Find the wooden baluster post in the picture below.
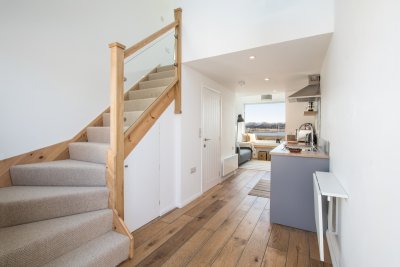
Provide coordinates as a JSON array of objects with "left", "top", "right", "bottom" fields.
[
  {"left": 108, "top": 42, "right": 126, "bottom": 219},
  {"left": 174, "top": 8, "right": 182, "bottom": 114}
]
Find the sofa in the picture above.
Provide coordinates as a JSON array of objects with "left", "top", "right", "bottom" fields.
[
  {"left": 239, "top": 133, "right": 280, "bottom": 159},
  {"left": 237, "top": 146, "right": 252, "bottom": 165}
]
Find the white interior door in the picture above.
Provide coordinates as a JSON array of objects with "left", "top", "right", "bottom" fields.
[
  {"left": 124, "top": 123, "right": 160, "bottom": 231},
  {"left": 202, "top": 86, "right": 221, "bottom": 192}
]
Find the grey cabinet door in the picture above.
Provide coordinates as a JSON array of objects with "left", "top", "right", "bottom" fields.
[{"left": 270, "top": 155, "right": 329, "bottom": 232}]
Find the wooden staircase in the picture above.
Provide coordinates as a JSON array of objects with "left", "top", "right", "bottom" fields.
[{"left": 0, "top": 8, "right": 182, "bottom": 266}]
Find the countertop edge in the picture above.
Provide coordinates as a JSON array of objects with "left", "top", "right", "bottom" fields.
[{"left": 270, "top": 143, "right": 329, "bottom": 159}]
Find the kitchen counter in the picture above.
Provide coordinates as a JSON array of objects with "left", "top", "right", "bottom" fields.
[
  {"left": 270, "top": 143, "right": 329, "bottom": 159},
  {"left": 270, "top": 142, "right": 329, "bottom": 232}
]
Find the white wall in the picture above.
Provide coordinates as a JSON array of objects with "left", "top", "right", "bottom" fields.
[
  {"left": 285, "top": 99, "right": 316, "bottom": 135},
  {"left": 159, "top": 104, "right": 178, "bottom": 214},
  {"left": 235, "top": 94, "right": 286, "bottom": 116},
  {"left": 177, "top": 64, "right": 235, "bottom": 206},
  {"left": 178, "top": 0, "right": 334, "bottom": 62},
  {"left": 124, "top": 103, "right": 177, "bottom": 231},
  {"left": 320, "top": 1, "right": 400, "bottom": 266},
  {"left": 0, "top": 0, "right": 177, "bottom": 159}
]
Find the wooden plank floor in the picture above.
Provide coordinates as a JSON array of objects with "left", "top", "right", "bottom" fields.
[{"left": 120, "top": 168, "right": 332, "bottom": 267}]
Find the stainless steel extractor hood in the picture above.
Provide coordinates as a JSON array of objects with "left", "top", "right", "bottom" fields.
[{"left": 288, "top": 74, "right": 320, "bottom": 102}]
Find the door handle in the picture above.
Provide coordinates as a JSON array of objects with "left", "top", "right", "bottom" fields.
[{"left": 204, "top": 138, "right": 212, "bottom": 141}]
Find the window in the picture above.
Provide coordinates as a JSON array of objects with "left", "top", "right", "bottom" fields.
[{"left": 244, "top": 102, "right": 286, "bottom": 138}]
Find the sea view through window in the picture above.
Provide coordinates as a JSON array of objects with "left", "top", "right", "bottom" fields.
[{"left": 244, "top": 102, "right": 286, "bottom": 138}]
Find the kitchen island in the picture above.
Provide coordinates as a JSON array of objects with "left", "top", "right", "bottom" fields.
[{"left": 270, "top": 143, "right": 329, "bottom": 232}]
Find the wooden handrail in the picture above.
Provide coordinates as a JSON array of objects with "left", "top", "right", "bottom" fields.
[
  {"left": 124, "top": 21, "right": 179, "bottom": 59},
  {"left": 174, "top": 8, "right": 182, "bottom": 114}
]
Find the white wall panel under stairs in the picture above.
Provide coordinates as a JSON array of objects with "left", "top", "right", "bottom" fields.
[{"left": 124, "top": 103, "right": 177, "bottom": 232}]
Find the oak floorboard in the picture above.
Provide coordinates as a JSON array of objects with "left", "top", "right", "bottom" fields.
[
  {"left": 308, "top": 232, "right": 332, "bottom": 264},
  {"left": 161, "top": 228, "right": 214, "bottom": 267},
  {"left": 161, "top": 184, "right": 223, "bottom": 223},
  {"left": 202, "top": 186, "right": 253, "bottom": 232},
  {"left": 267, "top": 224, "right": 290, "bottom": 252},
  {"left": 160, "top": 169, "right": 248, "bottom": 224},
  {"left": 121, "top": 168, "right": 330, "bottom": 267},
  {"left": 286, "top": 228, "right": 310, "bottom": 267},
  {"left": 182, "top": 168, "right": 254, "bottom": 219},
  {"left": 133, "top": 218, "right": 169, "bottom": 248},
  {"left": 184, "top": 188, "right": 227, "bottom": 217},
  {"left": 135, "top": 200, "right": 226, "bottom": 267},
  {"left": 211, "top": 197, "right": 269, "bottom": 267},
  {"left": 243, "top": 171, "right": 266, "bottom": 189},
  {"left": 186, "top": 195, "right": 257, "bottom": 267},
  {"left": 261, "top": 247, "right": 287, "bottom": 267},
  {"left": 203, "top": 173, "right": 262, "bottom": 232},
  {"left": 121, "top": 215, "right": 193, "bottom": 266},
  {"left": 236, "top": 207, "right": 272, "bottom": 267},
  {"left": 310, "top": 259, "right": 333, "bottom": 267},
  {"left": 310, "top": 259, "right": 324, "bottom": 267},
  {"left": 308, "top": 231, "right": 321, "bottom": 261}
]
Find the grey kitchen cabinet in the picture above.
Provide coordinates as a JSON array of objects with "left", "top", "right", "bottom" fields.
[{"left": 270, "top": 153, "right": 329, "bottom": 232}]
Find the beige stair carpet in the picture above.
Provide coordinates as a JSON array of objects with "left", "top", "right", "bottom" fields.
[
  {"left": 10, "top": 159, "right": 106, "bottom": 187},
  {"left": 0, "top": 186, "right": 108, "bottom": 227},
  {"left": 0, "top": 64, "right": 176, "bottom": 266},
  {"left": 0, "top": 210, "right": 113, "bottom": 267},
  {"left": 43, "top": 231, "right": 130, "bottom": 267},
  {"left": 103, "top": 111, "right": 143, "bottom": 127}
]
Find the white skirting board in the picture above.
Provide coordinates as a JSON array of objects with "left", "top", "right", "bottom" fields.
[
  {"left": 177, "top": 191, "right": 202, "bottom": 208},
  {"left": 160, "top": 205, "right": 177, "bottom": 216},
  {"left": 222, "top": 170, "right": 235, "bottom": 180},
  {"left": 222, "top": 154, "right": 238, "bottom": 176}
]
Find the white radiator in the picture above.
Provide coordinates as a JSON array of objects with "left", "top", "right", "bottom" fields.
[
  {"left": 222, "top": 154, "right": 238, "bottom": 176},
  {"left": 313, "top": 171, "right": 349, "bottom": 267}
]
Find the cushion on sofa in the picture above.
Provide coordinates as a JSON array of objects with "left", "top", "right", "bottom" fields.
[{"left": 248, "top": 133, "right": 257, "bottom": 142}]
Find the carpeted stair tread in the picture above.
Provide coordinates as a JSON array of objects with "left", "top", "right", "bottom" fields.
[
  {"left": 10, "top": 159, "right": 106, "bottom": 187},
  {"left": 0, "top": 209, "right": 112, "bottom": 267},
  {"left": 157, "top": 65, "right": 175, "bottom": 72},
  {"left": 128, "top": 86, "right": 166, "bottom": 100},
  {"left": 69, "top": 142, "right": 109, "bottom": 164},
  {"left": 124, "top": 98, "right": 156, "bottom": 112},
  {"left": 87, "top": 127, "right": 111, "bottom": 144},
  {"left": 43, "top": 231, "right": 130, "bottom": 267},
  {"left": 87, "top": 126, "right": 128, "bottom": 143},
  {"left": 148, "top": 69, "right": 175, "bottom": 80},
  {"left": 0, "top": 186, "right": 108, "bottom": 227},
  {"left": 103, "top": 111, "right": 143, "bottom": 127},
  {"left": 139, "top": 77, "right": 174, "bottom": 90}
]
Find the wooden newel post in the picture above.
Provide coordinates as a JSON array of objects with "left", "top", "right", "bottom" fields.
[
  {"left": 174, "top": 8, "right": 182, "bottom": 114},
  {"left": 108, "top": 42, "right": 126, "bottom": 219}
]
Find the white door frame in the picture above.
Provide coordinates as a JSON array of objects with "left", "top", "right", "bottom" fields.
[{"left": 200, "top": 85, "right": 222, "bottom": 194}]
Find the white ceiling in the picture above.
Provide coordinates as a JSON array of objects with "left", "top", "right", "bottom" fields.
[{"left": 184, "top": 33, "right": 332, "bottom": 96}]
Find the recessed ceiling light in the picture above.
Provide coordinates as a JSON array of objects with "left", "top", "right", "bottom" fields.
[
  {"left": 264, "top": 78, "right": 270, "bottom": 81},
  {"left": 249, "top": 56, "right": 255, "bottom": 60}
]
